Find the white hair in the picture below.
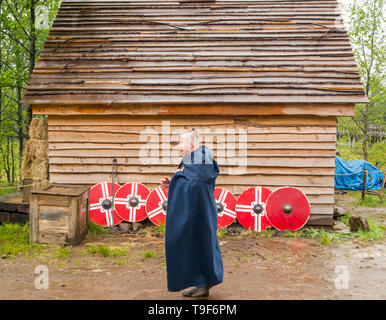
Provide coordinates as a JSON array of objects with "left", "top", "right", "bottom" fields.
[{"left": 180, "top": 128, "right": 201, "bottom": 147}]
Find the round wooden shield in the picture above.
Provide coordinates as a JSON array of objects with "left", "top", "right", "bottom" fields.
[
  {"left": 114, "top": 183, "right": 150, "bottom": 222},
  {"left": 235, "top": 187, "right": 272, "bottom": 232},
  {"left": 145, "top": 186, "right": 168, "bottom": 226},
  {"left": 89, "top": 182, "right": 122, "bottom": 227},
  {"left": 214, "top": 188, "right": 237, "bottom": 228},
  {"left": 265, "top": 187, "right": 311, "bottom": 231}
]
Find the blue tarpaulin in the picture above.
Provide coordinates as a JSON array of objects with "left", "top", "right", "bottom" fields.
[{"left": 335, "top": 156, "right": 384, "bottom": 190}]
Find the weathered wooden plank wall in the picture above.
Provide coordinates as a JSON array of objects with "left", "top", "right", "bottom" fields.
[{"left": 48, "top": 114, "right": 337, "bottom": 226}]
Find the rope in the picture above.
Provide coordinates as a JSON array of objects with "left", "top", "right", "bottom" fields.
[
  {"left": 335, "top": 170, "right": 383, "bottom": 176},
  {"left": 110, "top": 159, "right": 118, "bottom": 233},
  {"left": 0, "top": 180, "right": 49, "bottom": 190}
]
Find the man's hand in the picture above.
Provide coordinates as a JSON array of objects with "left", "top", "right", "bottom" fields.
[{"left": 160, "top": 176, "right": 170, "bottom": 189}]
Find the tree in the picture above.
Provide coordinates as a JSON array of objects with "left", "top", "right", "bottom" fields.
[
  {"left": 338, "top": 0, "right": 386, "bottom": 197},
  {"left": 338, "top": 0, "right": 386, "bottom": 159},
  {"left": 0, "top": 0, "right": 62, "bottom": 183}
]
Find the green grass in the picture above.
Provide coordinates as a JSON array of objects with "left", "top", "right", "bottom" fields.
[
  {"left": 0, "top": 183, "right": 18, "bottom": 197},
  {"left": 353, "top": 194, "right": 385, "bottom": 208},
  {"left": 284, "top": 227, "right": 354, "bottom": 245},
  {"left": 217, "top": 228, "right": 228, "bottom": 238},
  {"left": 87, "top": 221, "right": 110, "bottom": 236},
  {"left": 141, "top": 249, "right": 157, "bottom": 258},
  {"left": 283, "top": 214, "right": 384, "bottom": 245},
  {"left": 54, "top": 247, "right": 70, "bottom": 259},
  {"left": 338, "top": 213, "right": 384, "bottom": 242},
  {"left": 87, "top": 244, "right": 127, "bottom": 257},
  {"left": 258, "top": 229, "right": 274, "bottom": 238},
  {"left": 157, "top": 224, "right": 166, "bottom": 236},
  {"left": 0, "top": 223, "right": 45, "bottom": 256}
]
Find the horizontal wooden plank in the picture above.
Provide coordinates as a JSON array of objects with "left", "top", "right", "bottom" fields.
[
  {"left": 50, "top": 172, "right": 335, "bottom": 186},
  {"left": 48, "top": 124, "right": 337, "bottom": 134},
  {"left": 39, "top": 205, "right": 68, "bottom": 216},
  {"left": 39, "top": 219, "right": 69, "bottom": 233},
  {"left": 48, "top": 130, "right": 336, "bottom": 143},
  {"left": 306, "top": 214, "right": 333, "bottom": 226},
  {"left": 37, "top": 195, "right": 70, "bottom": 206},
  {"left": 49, "top": 164, "right": 335, "bottom": 175},
  {"left": 49, "top": 145, "right": 335, "bottom": 157},
  {"left": 48, "top": 114, "right": 337, "bottom": 126},
  {"left": 70, "top": 182, "right": 335, "bottom": 196},
  {"left": 48, "top": 154, "right": 334, "bottom": 167},
  {"left": 24, "top": 94, "right": 368, "bottom": 105},
  {"left": 34, "top": 104, "right": 354, "bottom": 116}
]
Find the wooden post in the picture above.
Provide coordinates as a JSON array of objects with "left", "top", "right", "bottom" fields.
[
  {"left": 361, "top": 168, "right": 367, "bottom": 200},
  {"left": 380, "top": 173, "right": 385, "bottom": 198}
]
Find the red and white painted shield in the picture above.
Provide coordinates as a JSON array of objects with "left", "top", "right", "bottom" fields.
[
  {"left": 146, "top": 186, "right": 168, "bottom": 226},
  {"left": 214, "top": 188, "right": 236, "bottom": 228},
  {"left": 235, "top": 187, "right": 272, "bottom": 232},
  {"left": 89, "top": 182, "right": 122, "bottom": 227},
  {"left": 265, "top": 187, "right": 310, "bottom": 231},
  {"left": 114, "top": 183, "right": 150, "bottom": 222}
]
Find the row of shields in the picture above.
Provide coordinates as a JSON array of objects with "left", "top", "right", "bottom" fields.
[{"left": 89, "top": 182, "right": 311, "bottom": 232}]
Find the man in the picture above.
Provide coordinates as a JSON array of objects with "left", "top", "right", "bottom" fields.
[{"left": 160, "top": 129, "right": 224, "bottom": 298}]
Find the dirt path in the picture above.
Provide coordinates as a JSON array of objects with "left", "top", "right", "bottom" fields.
[
  {"left": 0, "top": 231, "right": 384, "bottom": 300},
  {"left": 0, "top": 192, "right": 384, "bottom": 300}
]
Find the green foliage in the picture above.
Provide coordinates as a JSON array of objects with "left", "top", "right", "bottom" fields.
[
  {"left": 0, "top": 0, "right": 62, "bottom": 182},
  {"left": 0, "top": 223, "right": 45, "bottom": 255},
  {"left": 337, "top": 0, "right": 386, "bottom": 163},
  {"left": 54, "top": 246, "right": 69, "bottom": 259},
  {"left": 217, "top": 228, "right": 228, "bottom": 239},
  {"left": 284, "top": 227, "right": 354, "bottom": 244},
  {"left": 0, "top": 183, "right": 18, "bottom": 196},
  {"left": 157, "top": 223, "right": 165, "bottom": 236},
  {"left": 141, "top": 250, "right": 157, "bottom": 258},
  {"left": 354, "top": 194, "right": 385, "bottom": 207},
  {"left": 87, "top": 244, "right": 127, "bottom": 257},
  {"left": 336, "top": 139, "right": 386, "bottom": 170},
  {"left": 284, "top": 218, "right": 384, "bottom": 244},
  {"left": 258, "top": 229, "right": 274, "bottom": 238},
  {"left": 87, "top": 221, "right": 110, "bottom": 236}
]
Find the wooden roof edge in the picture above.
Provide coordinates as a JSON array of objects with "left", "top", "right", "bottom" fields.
[
  {"left": 29, "top": 101, "right": 360, "bottom": 108},
  {"left": 29, "top": 101, "right": 363, "bottom": 117},
  {"left": 21, "top": 95, "right": 369, "bottom": 106}
]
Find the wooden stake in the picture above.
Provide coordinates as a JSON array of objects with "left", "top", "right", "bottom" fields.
[{"left": 361, "top": 168, "right": 367, "bottom": 200}]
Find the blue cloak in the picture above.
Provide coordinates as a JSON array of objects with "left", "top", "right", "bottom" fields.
[{"left": 165, "top": 145, "right": 224, "bottom": 292}]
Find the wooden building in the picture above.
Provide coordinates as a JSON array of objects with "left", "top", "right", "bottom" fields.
[{"left": 21, "top": 0, "right": 368, "bottom": 226}]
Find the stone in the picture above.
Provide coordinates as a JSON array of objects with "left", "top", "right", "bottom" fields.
[
  {"left": 118, "top": 222, "right": 130, "bottom": 233},
  {"left": 349, "top": 215, "right": 370, "bottom": 232},
  {"left": 272, "top": 229, "right": 292, "bottom": 237},
  {"left": 132, "top": 222, "right": 143, "bottom": 232},
  {"left": 333, "top": 206, "right": 346, "bottom": 219},
  {"left": 358, "top": 216, "right": 370, "bottom": 232},
  {"left": 227, "top": 226, "right": 244, "bottom": 236}
]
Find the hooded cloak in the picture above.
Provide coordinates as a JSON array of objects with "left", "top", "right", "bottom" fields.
[{"left": 165, "top": 145, "right": 224, "bottom": 292}]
